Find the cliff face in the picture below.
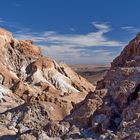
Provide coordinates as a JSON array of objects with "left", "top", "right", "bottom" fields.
[
  {"left": 67, "top": 33, "right": 140, "bottom": 139},
  {"left": 0, "top": 28, "right": 140, "bottom": 140},
  {"left": 112, "top": 33, "right": 140, "bottom": 67}
]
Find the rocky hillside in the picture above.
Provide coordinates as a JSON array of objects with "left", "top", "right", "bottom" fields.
[
  {"left": 0, "top": 28, "right": 140, "bottom": 140},
  {"left": 66, "top": 33, "right": 140, "bottom": 139},
  {"left": 0, "top": 28, "right": 95, "bottom": 139}
]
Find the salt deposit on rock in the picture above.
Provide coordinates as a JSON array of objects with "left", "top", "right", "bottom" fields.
[{"left": 0, "top": 28, "right": 95, "bottom": 139}]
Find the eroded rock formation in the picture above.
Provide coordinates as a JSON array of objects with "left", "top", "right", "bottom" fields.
[
  {"left": 0, "top": 28, "right": 140, "bottom": 140},
  {"left": 0, "top": 28, "right": 95, "bottom": 139},
  {"left": 66, "top": 33, "right": 140, "bottom": 139}
]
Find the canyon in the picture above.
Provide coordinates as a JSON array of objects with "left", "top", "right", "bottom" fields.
[{"left": 0, "top": 28, "right": 140, "bottom": 140}]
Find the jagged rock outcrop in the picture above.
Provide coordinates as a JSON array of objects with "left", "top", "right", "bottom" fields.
[
  {"left": 0, "top": 27, "right": 140, "bottom": 140},
  {"left": 60, "top": 62, "right": 95, "bottom": 92},
  {"left": 66, "top": 33, "right": 140, "bottom": 139},
  {"left": 112, "top": 33, "right": 140, "bottom": 67},
  {"left": 0, "top": 28, "right": 95, "bottom": 139}
]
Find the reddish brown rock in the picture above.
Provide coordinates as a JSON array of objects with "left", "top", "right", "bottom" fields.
[
  {"left": 0, "top": 28, "right": 95, "bottom": 139},
  {"left": 112, "top": 33, "right": 140, "bottom": 67},
  {"left": 65, "top": 33, "right": 140, "bottom": 139},
  {"left": 1, "top": 28, "right": 140, "bottom": 139},
  {"left": 60, "top": 61, "right": 95, "bottom": 93}
]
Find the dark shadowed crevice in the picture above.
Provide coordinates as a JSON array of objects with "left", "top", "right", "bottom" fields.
[
  {"left": 127, "top": 83, "right": 140, "bottom": 105},
  {"left": 109, "top": 113, "right": 121, "bottom": 131},
  {"left": 25, "top": 63, "right": 33, "bottom": 75}
]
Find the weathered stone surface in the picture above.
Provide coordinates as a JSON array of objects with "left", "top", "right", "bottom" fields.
[
  {"left": 0, "top": 27, "right": 140, "bottom": 139},
  {"left": 65, "top": 33, "right": 140, "bottom": 139},
  {"left": 0, "top": 28, "right": 95, "bottom": 139}
]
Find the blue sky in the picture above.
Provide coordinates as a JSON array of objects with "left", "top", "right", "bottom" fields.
[{"left": 0, "top": 0, "right": 140, "bottom": 64}]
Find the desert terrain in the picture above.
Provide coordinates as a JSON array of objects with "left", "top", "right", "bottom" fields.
[
  {"left": 0, "top": 28, "right": 140, "bottom": 140},
  {"left": 70, "top": 64, "right": 110, "bottom": 85}
]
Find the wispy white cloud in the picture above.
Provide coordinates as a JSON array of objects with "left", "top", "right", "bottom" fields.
[
  {"left": 0, "top": 18, "right": 23, "bottom": 29},
  {"left": 70, "top": 28, "right": 75, "bottom": 32},
  {"left": 121, "top": 26, "right": 140, "bottom": 33},
  {"left": 0, "top": 18, "right": 5, "bottom": 25},
  {"left": 41, "top": 45, "right": 116, "bottom": 64},
  {"left": 13, "top": 22, "right": 123, "bottom": 64},
  {"left": 14, "top": 22, "right": 123, "bottom": 47},
  {"left": 91, "top": 22, "right": 111, "bottom": 31}
]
